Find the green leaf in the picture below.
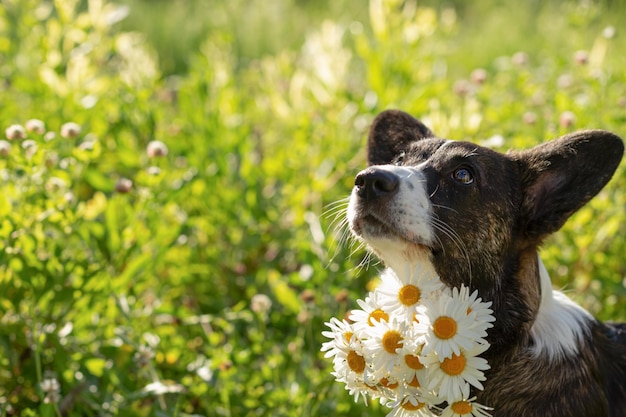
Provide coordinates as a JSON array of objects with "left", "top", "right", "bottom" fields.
[
  {"left": 84, "top": 168, "right": 115, "bottom": 192},
  {"left": 267, "top": 269, "right": 301, "bottom": 314},
  {"left": 84, "top": 357, "right": 107, "bottom": 378}
]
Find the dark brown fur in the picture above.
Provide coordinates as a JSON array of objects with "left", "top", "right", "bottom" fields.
[{"left": 483, "top": 322, "right": 626, "bottom": 417}]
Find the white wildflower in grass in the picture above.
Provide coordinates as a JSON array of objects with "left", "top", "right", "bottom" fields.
[
  {"left": 441, "top": 397, "right": 493, "bottom": 417},
  {"left": 134, "top": 344, "right": 155, "bottom": 368},
  {"left": 250, "top": 293, "right": 272, "bottom": 314},
  {"left": 147, "top": 166, "right": 162, "bottom": 176},
  {"left": 60, "top": 122, "right": 82, "bottom": 138},
  {"left": 423, "top": 343, "right": 490, "bottom": 402},
  {"left": 115, "top": 177, "right": 133, "bottom": 193},
  {"left": 377, "top": 265, "right": 444, "bottom": 323},
  {"left": 5, "top": 124, "right": 26, "bottom": 140},
  {"left": 147, "top": 140, "right": 169, "bottom": 157},
  {"left": 419, "top": 289, "right": 488, "bottom": 361},
  {"left": 40, "top": 375, "right": 61, "bottom": 404},
  {"left": 322, "top": 271, "right": 496, "bottom": 413},
  {"left": 22, "top": 139, "right": 38, "bottom": 159},
  {"left": 25, "top": 119, "right": 46, "bottom": 134},
  {"left": 0, "top": 140, "right": 10, "bottom": 156}
]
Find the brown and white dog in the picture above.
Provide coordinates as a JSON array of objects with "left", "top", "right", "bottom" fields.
[{"left": 347, "top": 109, "right": 626, "bottom": 417}]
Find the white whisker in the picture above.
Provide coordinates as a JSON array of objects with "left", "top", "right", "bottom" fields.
[
  {"left": 323, "top": 197, "right": 377, "bottom": 273},
  {"left": 429, "top": 184, "right": 440, "bottom": 199},
  {"left": 432, "top": 203, "right": 460, "bottom": 215},
  {"left": 430, "top": 215, "right": 473, "bottom": 284}
]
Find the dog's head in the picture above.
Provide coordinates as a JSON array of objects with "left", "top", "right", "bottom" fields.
[{"left": 348, "top": 109, "right": 623, "bottom": 347}]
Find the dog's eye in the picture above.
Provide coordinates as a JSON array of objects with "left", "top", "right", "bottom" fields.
[
  {"left": 394, "top": 152, "right": 406, "bottom": 166},
  {"left": 452, "top": 167, "right": 474, "bottom": 185}
]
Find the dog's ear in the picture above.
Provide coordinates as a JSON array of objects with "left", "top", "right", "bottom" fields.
[
  {"left": 517, "top": 130, "right": 623, "bottom": 239},
  {"left": 367, "top": 109, "right": 435, "bottom": 166}
]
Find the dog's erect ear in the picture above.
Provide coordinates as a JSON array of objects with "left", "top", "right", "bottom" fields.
[
  {"left": 367, "top": 109, "right": 435, "bottom": 166},
  {"left": 517, "top": 130, "right": 624, "bottom": 239}
]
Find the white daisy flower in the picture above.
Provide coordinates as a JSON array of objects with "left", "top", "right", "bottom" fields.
[
  {"left": 422, "top": 343, "right": 490, "bottom": 402},
  {"left": 386, "top": 393, "right": 437, "bottom": 417},
  {"left": 452, "top": 285, "right": 495, "bottom": 338},
  {"left": 340, "top": 374, "right": 380, "bottom": 405},
  {"left": 441, "top": 397, "right": 493, "bottom": 417},
  {"left": 362, "top": 318, "right": 409, "bottom": 379},
  {"left": 322, "top": 269, "right": 496, "bottom": 412},
  {"left": 322, "top": 319, "right": 372, "bottom": 391},
  {"left": 350, "top": 292, "right": 391, "bottom": 337},
  {"left": 394, "top": 341, "right": 428, "bottom": 393},
  {"left": 401, "top": 372, "right": 426, "bottom": 398},
  {"left": 330, "top": 342, "right": 368, "bottom": 379},
  {"left": 377, "top": 266, "right": 445, "bottom": 323},
  {"left": 419, "top": 290, "right": 488, "bottom": 360},
  {"left": 321, "top": 317, "right": 359, "bottom": 360},
  {"left": 371, "top": 374, "right": 402, "bottom": 403}
]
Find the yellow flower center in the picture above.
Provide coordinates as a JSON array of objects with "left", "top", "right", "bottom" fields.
[
  {"left": 433, "top": 316, "right": 458, "bottom": 339},
  {"left": 343, "top": 331, "right": 353, "bottom": 343},
  {"left": 367, "top": 309, "right": 389, "bottom": 326},
  {"left": 380, "top": 377, "right": 398, "bottom": 389},
  {"left": 347, "top": 350, "right": 366, "bottom": 373},
  {"left": 402, "top": 399, "right": 425, "bottom": 411},
  {"left": 404, "top": 354, "right": 424, "bottom": 370},
  {"left": 398, "top": 284, "right": 421, "bottom": 306},
  {"left": 407, "top": 375, "right": 420, "bottom": 387},
  {"left": 382, "top": 330, "right": 403, "bottom": 354},
  {"left": 440, "top": 353, "right": 466, "bottom": 376},
  {"left": 451, "top": 400, "right": 473, "bottom": 414}
]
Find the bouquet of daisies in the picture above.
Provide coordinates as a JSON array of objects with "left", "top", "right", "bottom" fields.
[{"left": 321, "top": 265, "right": 496, "bottom": 417}]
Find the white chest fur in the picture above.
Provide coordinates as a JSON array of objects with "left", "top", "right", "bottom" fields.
[{"left": 529, "top": 256, "right": 592, "bottom": 360}]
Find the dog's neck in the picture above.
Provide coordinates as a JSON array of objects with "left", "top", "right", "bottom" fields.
[{"left": 380, "top": 249, "right": 592, "bottom": 361}]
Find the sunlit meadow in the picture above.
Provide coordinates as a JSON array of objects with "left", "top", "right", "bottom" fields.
[{"left": 0, "top": 0, "right": 625, "bottom": 416}]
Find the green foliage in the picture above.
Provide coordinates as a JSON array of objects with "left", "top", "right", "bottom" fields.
[{"left": 0, "top": 0, "right": 624, "bottom": 416}]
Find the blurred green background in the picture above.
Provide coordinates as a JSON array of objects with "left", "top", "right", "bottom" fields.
[{"left": 0, "top": 0, "right": 625, "bottom": 415}]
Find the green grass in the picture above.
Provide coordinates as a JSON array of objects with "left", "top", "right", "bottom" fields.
[{"left": 0, "top": 0, "right": 625, "bottom": 416}]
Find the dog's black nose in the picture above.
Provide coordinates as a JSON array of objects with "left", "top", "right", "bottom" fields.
[{"left": 354, "top": 168, "right": 399, "bottom": 201}]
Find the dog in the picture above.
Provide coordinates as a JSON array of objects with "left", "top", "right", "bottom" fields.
[{"left": 346, "top": 109, "right": 626, "bottom": 416}]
